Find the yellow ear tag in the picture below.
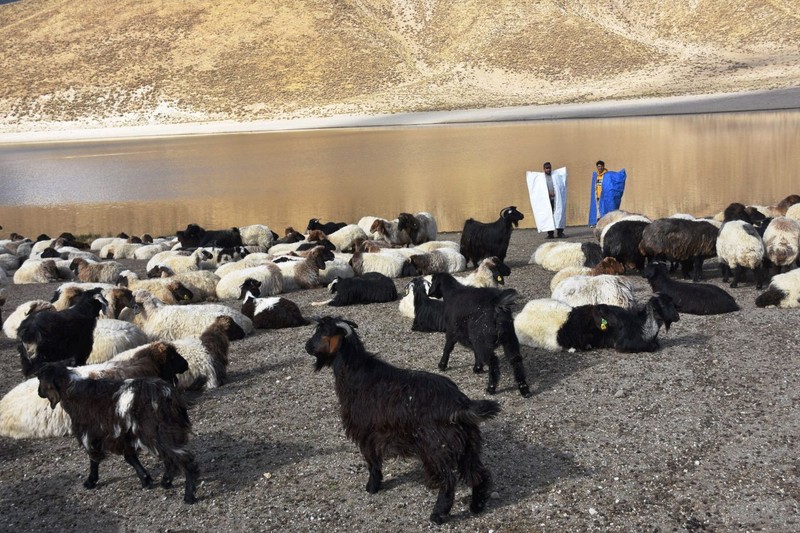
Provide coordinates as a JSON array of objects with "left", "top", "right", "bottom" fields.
[
  {"left": 496, "top": 275, "right": 502, "bottom": 282},
  {"left": 600, "top": 318, "right": 608, "bottom": 331}
]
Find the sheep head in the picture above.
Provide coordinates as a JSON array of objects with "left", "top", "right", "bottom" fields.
[
  {"left": 148, "top": 342, "right": 189, "bottom": 386},
  {"left": 642, "top": 261, "right": 669, "bottom": 281},
  {"left": 306, "top": 218, "right": 321, "bottom": 232},
  {"left": 648, "top": 293, "right": 680, "bottom": 331},
  {"left": 167, "top": 281, "right": 194, "bottom": 303},
  {"left": 305, "top": 316, "right": 358, "bottom": 370},
  {"left": 239, "top": 278, "right": 262, "bottom": 299},
  {"left": 36, "top": 364, "right": 73, "bottom": 409}
]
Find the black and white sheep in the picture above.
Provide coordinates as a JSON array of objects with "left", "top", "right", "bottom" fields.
[
  {"left": 755, "top": 269, "right": 800, "bottom": 308},
  {"left": 17, "top": 289, "right": 107, "bottom": 376},
  {"left": 3, "top": 300, "right": 56, "bottom": 339},
  {"left": 239, "top": 279, "right": 309, "bottom": 329},
  {"left": 716, "top": 220, "right": 766, "bottom": 289},
  {"left": 325, "top": 224, "right": 369, "bottom": 253},
  {"left": 36, "top": 364, "right": 200, "bottom": 503},
  {"left": 315, "top": 272, "right": 398, "bottom": 307},
  {"left": 600, "top": 218, "right": 650, "bottom": 271},
  {"left": 595, "top": 294, "right": 680, "bottom": 353},
  {"left": 0, "top": 342, "right": 190, "bottom": 439},
  {"left": 305, "top": 317, "right": 499, "bottom": 524},
  {"left": 370, "top": 218, "right": 413, "bottom": 246},
  {"left": 762, "top": 217, "right": 800, "bottom": 274},
  {"left": 638, "top": 218, "right": 719, "bottom": 281},
  {"left": 643, "top": 262, "right": 739, "bottom": 315},
  {"left": 428, "top": 273, "right": 531, "bottom": 397},
  {"left": 531, "top": 241, "right": 603, "bottom": 272},
  {"left": 460, "top": 206, "right": 524, "bottom": 268}
]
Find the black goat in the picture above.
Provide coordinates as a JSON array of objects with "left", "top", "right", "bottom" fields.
[
  {"left": 176, "top": 223, "right": 242, "bottom": 249},
  {"left": 306, "top": 218, "right": 348, "bottom": 235},
  {"left": 602, "top": 219, "right": 649, "bottom": 271},
  {"left": 239, "top": 279, "right": 309, "bottom": 328},
  {"left": 305, "top": 317, "right": 500, "bottom": 524},
  {"left": 460, "top": 206, "right": 524, "bottom": 268},
  {"left": 408, "top": 277, "right": 446, "bottom": 332},
  {"left": 17, "top": 288, "right": 107, "bottom": 376},
  {"left": 428, "top": 273, "right": 531, "bottom": 397},
  {"left": 643, "top": 262, "right": 739, "bottom": 315},
  {"left": 37, "top": 364, "right": 199, "bottom": 503},
  {"left": 320, "top": 273, "right": 398, "bottom": 306}
]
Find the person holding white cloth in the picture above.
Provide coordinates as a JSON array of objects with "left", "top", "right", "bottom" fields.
[{"left": 526, "top": 161, "right": 567, "bottom": 238}]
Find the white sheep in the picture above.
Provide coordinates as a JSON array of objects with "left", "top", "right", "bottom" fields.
[
  {"left": 145, "top": 248, "right": 211, "bottom": 274},
  {"left": 123, "top": 290, "right": 253, "bottom": 340},
  {"left": 99, "top": 241, "right": 142, "bottom": 259},
  {"left": 214, "top": 252, "right": 274, "bottom": 277},
  {"left": 70, "top": 257, "right": 124, "bottom": 284},
  {"left": 357, "top": 216, "right": 384, "bottom": 238},
  {"left": 0, "top": 253, "right": 20, "bottom": 272},
  {"left": 150, "top": 266, "right": 220, "bottom": 302},
  {"left": 240, "top": 224, "right": 275, "bottom": 250},
  {"left": 3, "top": 300, "right": 56, "bottom": 339},
  {"left": 118, "top": 271, "right": 195, "bottom": 305},
  {"left": 413, "top": 240, "right": 460, "bottom": 253},
  {"left": 549, "top": 266, "right": 593, "bottom": 293},
  {"left": 349, "top": 250, "right": 410, "bottom": 278},
  {"left": 716, "top": 220, "right": 766, "bottom": 288},
  {"left": 551, "top": 275, "right": 636, "bottom": 308},
  {"left": 12, "top": 259, "right": 62, "bottom": 284},
  {"left": 87, "top": 319, "right": 150, "bottom": 364},
  {"left": 326, "top": 224, "right": 368, "bottom": 252},
  {"left": 133, "top": 242, "right": 173, "bottom": 260},
  {"left": 30, "top": 239, "right": 56, "bottom": 255},
  {"left": 514, "top": 299, "right": 573, "bottom": 351},
  {"left": 787, "top": 203, "right": 800, "bottom": 222},
  {"left": 318, "top": 253, "right": 355, "bottom": 285},
  {"left": 216, "top": 264, "right": 284, "bottom": 299},
  {"left": 90, "top": 236, "right": 127, "bottom": 251},
  {"left": 762, "top": 217, "right": 800, "bottom": 271},
  {"left": 408, "top": 248, "right": 467, "bottom": 275}
]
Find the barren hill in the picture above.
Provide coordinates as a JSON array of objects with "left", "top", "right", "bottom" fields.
[{"left": 1, "top": 0, "right": 798, "bottom": 132}]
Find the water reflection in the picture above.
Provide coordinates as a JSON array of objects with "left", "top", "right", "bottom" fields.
[{"left": 0, "top": 111, "right": 798, "bottom": 237}]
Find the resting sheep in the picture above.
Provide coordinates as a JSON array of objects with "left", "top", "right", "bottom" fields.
[
  {"left": 239, "top": 279, "right": 309, "bottom": 329},
  {"left": 315, "top": 273, "right": 398, "bottom": 307},
  {"left": 13, "top": 259, "right": 62, "bottom": 284},
  {"left": 305, "top": 317, "right": 499, "bottom": 524},
  {"left": 36, "top": 364, "right": 200, "bottom": 503},
  {"left": 177, "top": 223, "right": 242, "bottom": 249},
  {"left": 643, "top": 262, "right": 739, "bottom": 315},
  {"left": 755, "top": 269, "right": 800, "bottom": 308},
  {"left": 531, "top": 241, "right": 603, "bottom": 272},
  {"left": 215, "top": 263, "right": 284, "bottom": 299},
  {"left": 69, "top": 257, "right": 124, "bottom": 284},
  {"left": 551, "top": 274, "right": 636, "bottom": 309},
  {"left": 460, "top": 206, "right": 524, "bottom": 268},
  {"left": 275, "top": 246, "right": 335, "bottom": 291}
]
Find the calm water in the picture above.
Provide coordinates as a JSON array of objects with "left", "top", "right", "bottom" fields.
[{"left": 1, "top": 111, "right": 798, "bottom": 238}]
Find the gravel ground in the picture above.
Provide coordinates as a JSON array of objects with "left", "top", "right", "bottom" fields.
[{"left": 1, "top": 227, "right": 799, "bottom": 532}]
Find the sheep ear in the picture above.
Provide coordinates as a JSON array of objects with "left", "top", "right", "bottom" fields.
[
  {"left": 37, "top": 377, "right": 61, "bottom": 410},
  {"left": 324, "top": 334, "right": 342, "bottom": 354}
]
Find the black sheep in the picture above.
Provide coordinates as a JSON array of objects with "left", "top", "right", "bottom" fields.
[
  {"left": 305, "top": 317, "right": 500, "bottom": 524},
  {"left": 324, "top": 273, "right": 398, "bottom": 306},
  {"left": 306, "top": 218, "right": 348, "bottom": 235},
  {"left": 428, "top": 273, "right": 531, "bottom": 397},
  {"left": 602, "top": 219, "right": 649, "bottom": 271},
  {"left": 408, "top": 277, "right": 446, "bottom": 332},
  {"left": 17, "top": 288, "right": 106, "bottom": 376},
  {"left": 597, "top": 294, "right": 680, "bottom": 353},
  {"left": 176, "top": 223, "right": 242, "bottom": 249},
  {"left": 643, "top": 262, "right": 739, "bottom": 315},
  {"left": 37, "top": 364, "right": 200, "bottom": 504},
  {"left": 460, "top": 206, "right": 524, "bottom": 268}
]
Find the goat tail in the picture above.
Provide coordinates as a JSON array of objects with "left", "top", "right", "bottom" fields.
[
  {"left": 453, "top": 400, "right": 502, "bottom": 425},
  {"left": 495, "top": 288, "right": 519, "bottom": 310}
]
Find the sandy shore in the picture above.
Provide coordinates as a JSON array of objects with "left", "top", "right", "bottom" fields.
[{"left": 2, "top": 87, "right": 798, "bottom": 145}]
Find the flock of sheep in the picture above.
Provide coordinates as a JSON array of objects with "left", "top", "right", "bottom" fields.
[{"left": 0, "top": 195, "right": 799, "bottom": 523}]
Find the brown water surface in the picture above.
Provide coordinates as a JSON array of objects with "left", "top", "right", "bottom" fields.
[{"left": 1, "top": 111, "right": 798, "bottom": 238}]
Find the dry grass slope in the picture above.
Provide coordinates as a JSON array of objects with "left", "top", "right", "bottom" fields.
[{"left": 1, "top": 0, "right": 798, "bottom": 131}]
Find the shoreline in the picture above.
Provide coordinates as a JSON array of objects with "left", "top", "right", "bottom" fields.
[{"left": 1, "top": 87, "right": 799, "bottom": 145}]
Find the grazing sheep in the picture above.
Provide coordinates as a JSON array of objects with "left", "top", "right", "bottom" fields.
[
  {"left": 276, "top": 246, "right": 335, "bottom": 291},
  {"left": 460, "top": 206, "right": 524, "bottom": 268},
  {"left": 0, "top": 342, "right": 190, "bottom": 439},
  {"left": 428, "top": 273, "right": 531, "bottom": 397},
  {"left": 315, "top": 273, "right": 398, "bottom": 307},
  {"left": 716, "top": 220, "right": 766, "bottom": 289},
  {"left": 87, "top": 319, "right": 150, "bottom": 364},
  {"left": 755, "top": 269, "right": 800, "bottom": 308},
  {"left": 305, "top": 317, "right": 499, "bottom": 524},
  {"left": 124, "top": 290, "right": 253, "bottom": 341},
  {"left": 601, "top": 218, "right": 650, "bottom": 271},
  {"left": 306, "top": 218, "right": 348, "bottom": 235},
  {"left": 551, "top": 275, "right": 636, "bottom": 309},
  {"left": 638, "top": 218, "right": 719, "bottom": 281},
  {"left": 325, "top": 224, "right": 369, "bottom": 253},
  {"left": 36, "top": 364, "right": 200, "bottom": 503},
  {"left": 531, "top": 241, "right": 603, "bottom": 272},
  {"left": 13, "top": 259, "right": 62, "bottom": 284},
  {"left": 762, "top": 217, "right": 800, "bottom": 274},
  {"left": 215, "top": 263, "right": 284, "bottom": 299},
  {"left": 643, "top": 262, "right": 739, "bottom": 315},
  {"left": 69, "top": 257, "right": 124, "bottom": 284},
  {"left": 239, "top": 279, "right": 309, "bottom": 329}
]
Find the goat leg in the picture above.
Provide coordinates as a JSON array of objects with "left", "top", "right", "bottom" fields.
[
  {"left": 485, "top": 353, "right": 500, "bottom": 395},
  {"left": 124, "top": 452, "right": 153, "bottom": 488},
  {"left": 730, "top": 265, "right": 744, "bottom": 288},
  {"left": 720, "top": 263, "right": 731, "bottom": 283},
  {"left": 361, "top": 448, "right": 383, "bottom": 494},
  {"left": 438, "top": 334, "right": 457, "bottom": 371},
  {"left": 428, "top": 468, "right": 456, "bottom": 525},
  {"left": 84, "top": 459, "right": 100, "bottom": 489},
  {"left": 691, "top": 256, "right": 704, "bottom": 282}
]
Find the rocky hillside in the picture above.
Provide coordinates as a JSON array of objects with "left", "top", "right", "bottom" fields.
[{"left": 1, "top": 0, "right": 798, "bottom": 131}]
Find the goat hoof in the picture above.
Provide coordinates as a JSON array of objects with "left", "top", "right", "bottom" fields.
[
  {"left": 519, "top": 384, "right": 532, "bottom": 398},
  {"left": 141, "top": 476, "right": 154, "bottom": 489},
  {"left": 429, "top": 512, "right": 446, "bottom": 525},
  {"left": 437, "top": 362, "right": 448, "bottom": 371},
  {"left": 473, "top": 365, "right": 484, "bottom": 374},
  {"left": 485, "top": 385, "right": 497, "bottom": 395},
  {"left": 161, "top": 477, "right": 173, "bottom": 489},
  {"left": 184, "top": 494, "right": 197, "bottom": 504},
  {"left": 366, "top": 478, "right": 381, "bottom": 494},
  {"left": 83, "top": 479, "right": 97, "bottom": 490}
]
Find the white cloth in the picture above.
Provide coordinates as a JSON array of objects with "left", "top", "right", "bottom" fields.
[{"left": 526, "top": 167, "right": 567, "bottom": 232}]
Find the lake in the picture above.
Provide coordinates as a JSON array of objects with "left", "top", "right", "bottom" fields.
[{"left": 1, "top": 110, "right": 798, "bottom": 238}]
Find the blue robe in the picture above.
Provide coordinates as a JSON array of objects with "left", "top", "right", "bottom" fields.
[{"left": 588, "top": 168, "right": 626, "bottom": 225}]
